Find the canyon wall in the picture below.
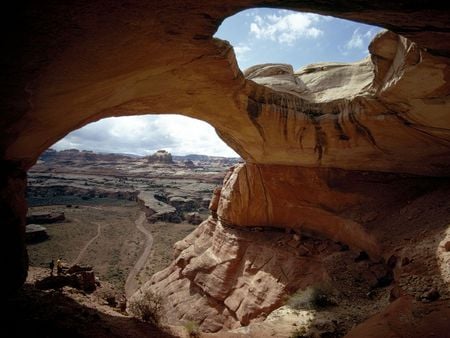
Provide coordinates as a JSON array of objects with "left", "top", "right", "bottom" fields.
[{"left": 129, "top": 164, "right": 450, "bottom": 332}]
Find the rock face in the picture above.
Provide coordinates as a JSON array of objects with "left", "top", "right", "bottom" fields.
[
  {"left": 217, "top": 164, "right": 380, "bottom": 258},
  {"left": 128, "top": 164, "right": 450, "bottom": 332},
  {"left": 1, "top": 1, "right": 450, "bottom": 336},
  {"left": 147, "top": 150, "right": 173, "bottom": 164},
  {"left": 129, "top": 218, "right": 328, "bottom": 332},
  {"left": 2, "top": 4, "right": 449, "bottom": 175},
  {"left": 137, "top": 191, "right": 179, "bottom": 223}
]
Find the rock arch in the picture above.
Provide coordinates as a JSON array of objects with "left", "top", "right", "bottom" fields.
[{"left": 1, "top": 1, "right": 449, "bottom": 312}]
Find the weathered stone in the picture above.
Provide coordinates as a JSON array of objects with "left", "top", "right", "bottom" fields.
[
  {"left": 217, "top": 164, "right": 381, "bottom": 258},
  {"left": 169, "top": 196, "right": 196, "bottom": 212},
  {"left": 25, "top": 224, "right": 48, "bottom": 243},
  {"left": 1, "top": 2, "right": 450, "bottom": 332},
  {"left": 26, "top": 211, "right": 65, "bottom": 224},
  {"left": 128, "top": 218, "right": 327, "bottom": 332},
  {"left": 186, "top": 212, "right": 203, "bottom": 225},
  {"left": 137, "top": 191, "right": 178, "bottom": 223},
  {"left": 147, "top": 150, "right": 173, "bottom": 164}
]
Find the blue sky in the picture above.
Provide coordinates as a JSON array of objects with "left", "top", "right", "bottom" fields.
[
  {"left": 216, "top": 8, "right": 380, "bottom": 71},
  {"left": 52, "top": 9, "right": 381, "bottom": 157}
]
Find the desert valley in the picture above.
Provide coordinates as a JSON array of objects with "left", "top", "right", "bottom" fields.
[{"left": 26, "top": 149, "right": 239, "bottom": 293}]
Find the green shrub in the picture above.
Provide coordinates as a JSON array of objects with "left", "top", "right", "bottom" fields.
[{"left": 128, "top": 290, "right": 162, "bottom": 325}]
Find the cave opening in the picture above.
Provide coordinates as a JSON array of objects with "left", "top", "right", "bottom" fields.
[
  {"left": 25, "top": 114, "right": 241, "bottom": 301},
  {"left": 3, "top": 2, "right": 450, "bottom": 337}
]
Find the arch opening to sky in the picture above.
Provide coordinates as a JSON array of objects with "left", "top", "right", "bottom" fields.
[
  {"left": 216, "top": 8, "right": 381, "bottom": 71},
  {"left": 53, "top": 8, "right": 381, "bottom": 157}
]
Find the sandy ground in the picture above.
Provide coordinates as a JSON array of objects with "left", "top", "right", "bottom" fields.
[
  {"left": 125, "top": 212, "right": 154, "bottom": 298},
  {"left": 27, "top": 200, "right": 200, "bottom": 299}
]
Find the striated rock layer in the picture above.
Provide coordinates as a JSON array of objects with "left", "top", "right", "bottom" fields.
[
  {"left": 129, "top": 217, "right": 328, "bottom": 332},
  {"left": 128, "top": 163, "right": 450, "bottom": 332}
]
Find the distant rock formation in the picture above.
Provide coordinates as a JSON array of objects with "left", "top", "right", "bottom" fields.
[
  {"left": 168, "top": 196, "right": 196, "bottom": 212},
  {"left": 39, "top": 149, "right": 134, "bottom": 163},
  {"left": 184, "top": 160, "right": 195, "bottom": 168},
  {"left": 137, "top": 191, "right": 180, "bottom": 223},
  {"left": 26, "top": 211, "right": 65, "bottom": 224},
  {"left": 147, "top": 150, "right": 173, "bottom": 164},
  {"left": 185, "top": 212, "right": 202, "bottom": 225},
  {"left": 25, "top": 224, "right": 48, "bottom": 243}
]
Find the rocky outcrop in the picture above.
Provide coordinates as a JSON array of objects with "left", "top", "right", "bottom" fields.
[
  {"left": 137, "top": 191, "right": 180, "bottom": 223},
  {"left": 129, "top": 163, "right": 450, "bottom": 332},
  {"left": 217, "top": 164, "right": 380, "bottom": 258},
  {"left": 2, "top": 4, "right": 449, "bottom": 176},
  {"left": 35, "top": 264, "right": 97, "bottom": 293},
  {"left": 238, "top": 30, "right": 450, "bottom": 175},
  {"left": 25, "top": 224, "right": 48, "bottom": 243},
  {"left": 26, "top": 211, "right": 65, "bottom": 224},
  {"left": 185, "top": 211, "right": 203, "bottom": 225},
  {"left": 346, "top": 296, "right": 450, "bottom": 338},
  {"left": 147, "top": 150, "right": 173, "bottom": 164},
  {"left": 168, "top": 196, "right": 197, "bottom": 212},
  {"left": 128, "top": 218, "right": 329, "bottom": 332}
]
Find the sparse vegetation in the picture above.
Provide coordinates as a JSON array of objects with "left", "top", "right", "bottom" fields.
[
  {"left": 183, "top": 320, "right": 200, "bottom": 337},
  {"left": 288, "top": 282, "right": 337, "bottom": 311},
  {"left": 128, "top": 291, "right": 163, "bottom": 325}
]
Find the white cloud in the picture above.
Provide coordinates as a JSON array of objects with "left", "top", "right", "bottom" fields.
[
  {"left": 345, "top": 28, "right": 377, "bottom": 52},
  {"left": 52, "top": 115, "right": 239, "bottom": 157},
  {"left": 364, "top": 29, "right": 376, "bottom": 40},
  {"left": 346, "top": 28, "right": 364, "bottom": 49},
  {"left": 234, "top": 43, "right": 251, "bottom": 59},
  {"left": 249, "top": 12, "right": 324, "bottom": 45}
]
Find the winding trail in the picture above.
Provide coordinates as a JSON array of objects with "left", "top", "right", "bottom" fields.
[
  {"left": 125, "top": 212, "right": 153, "bottom": 298},
  {"left": 72, "top": 222, "right": 102, "bottom": 266}
]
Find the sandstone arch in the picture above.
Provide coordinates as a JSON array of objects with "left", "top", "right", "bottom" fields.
[{"left": 1, "top": 1, "right": 449, "bottom": 323}]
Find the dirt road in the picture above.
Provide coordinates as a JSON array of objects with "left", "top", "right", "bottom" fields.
[
  {"left": 125, "top": 212, "right": 153, "bottom": 298},
  {"left": 71, "top": 222, "right": 102, "bottom": 266}
]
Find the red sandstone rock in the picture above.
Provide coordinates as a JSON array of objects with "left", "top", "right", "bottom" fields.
[
  {"left": 1, "top": 2, "right": 450, "bottom": 336},
  {"left": 128, "top": 218, "right": 327, "bottom": 332}
]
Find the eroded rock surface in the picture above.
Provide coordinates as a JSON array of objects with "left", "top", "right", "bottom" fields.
[
  {"left": 2, "top": 5, "right": 449, "bottom": 176},
  {"left": 147, "top": 150, "right": 174, "bottom": 164},
  {"left": 137, "top": 191, "right": 179, "bottom": 223},
  {"left": 129, "top": 218, "right": 328, "bottom": 332},
  {"left": 129, "top": 164, "right": 450, "bottom": 333},
  {"left": 1, "top": 1, "right": 450, "bottom": 336}
]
